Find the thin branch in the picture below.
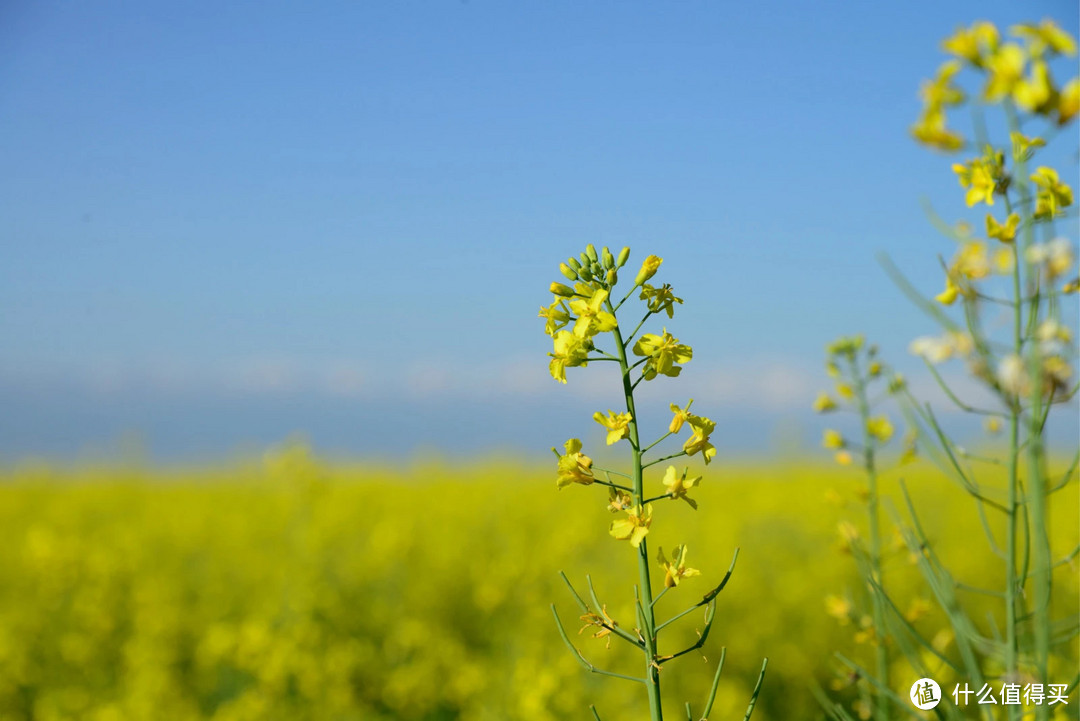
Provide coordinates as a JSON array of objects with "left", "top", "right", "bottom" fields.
[{"left": 550, "top": 605, "right": 647, "bottom": 684}]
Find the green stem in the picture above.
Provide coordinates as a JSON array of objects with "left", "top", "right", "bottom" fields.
[
  {"left": 610, "top": 308, "right": 664, "bottom": 721},
  {"left": 851, "top": 356, "right": 889, "bottom": 721}
]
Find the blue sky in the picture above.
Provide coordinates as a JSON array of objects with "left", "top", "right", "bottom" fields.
[{"left": 1, "top": 1, "right": 1077, "bottom": 461}]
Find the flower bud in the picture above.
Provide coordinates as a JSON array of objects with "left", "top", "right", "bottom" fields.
[
  {"left": 606, "top": 269, "right": 618, "bottom": 286},
  {"left": 591, "top": 261, "right": 603, "bottom": 277},
  {"left": 634, "top": 255, "right": 663, "bottom": 286},
  {"left": 585, "top": 244, "right": 598, "bottom": 262},
  {"left": 559, "top": 263, "right": 578, "bottom": 280},
  {"left": 601, "top": 247, "right": 615, "bottom": 269},
  {"left": 567, "top": 257, "right": 582, "bottom": 271},
  {"left": 550, "top": 282, "right": 575, "bottom": 297},
  {"left": 616, "top": 247, "right": 630, "bottom": 267},
  {"left": 579, "top": 252, "right": 591, "bottom": 267},
  {"left": 577, "top": 265, "right": 593, "bottom": 281}
]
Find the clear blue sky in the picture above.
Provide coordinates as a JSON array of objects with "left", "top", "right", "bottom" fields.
[{"left": 1, "top": 1, "right": 1077, "bottom": 461}]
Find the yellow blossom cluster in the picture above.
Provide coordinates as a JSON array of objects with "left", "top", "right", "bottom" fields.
[{"left": 912, "top": 19, "right": 1079, "bottom": 151}]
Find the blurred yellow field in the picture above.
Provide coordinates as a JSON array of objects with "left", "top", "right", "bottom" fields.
[{"left": 1, "top": 446, "right": 1075, "bottom": 720}]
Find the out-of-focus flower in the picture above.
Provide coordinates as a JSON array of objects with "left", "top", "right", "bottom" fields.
[
  {"left": 823, "top": 429, "right": 845, "bottom": 450},
  {"left": 997, "top": 354, "right": 1029, "bottom": 397},
  {"left": 1027, "top": 238, "right": 1075, "bottom": 279},
  {"left": 813, "top": 392, "right": 838, "bottom": 413},
  {"left": 1030, "top": 168, "right": 1074, "bottom": 219},
  {"left": 942, "top": 21, "right": 1000, "bottom": 65},
  {"left": 986, "top": 212, "right": 1020, "bottom": 243},
  {"left": 825, "top": 595, "right": 853, "bottom": 625},
  {"left": 867, "top": 416, "right": 894, "bottom": 444},
  {"left": 983, "top": 43, "right": 1026, "bottom": 101}
]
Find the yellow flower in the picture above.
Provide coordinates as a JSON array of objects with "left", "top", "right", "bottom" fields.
[
  {"left": 657, "top": 545, "right": 700, "bottom": 588},
  {"left": 984, "top": 416, "right": 1003, "bottom": 435},
  {"left": 1064, "top": 277, "right": 1080, "bottom": 294},
  {"left": 1013, "top": 60, "right": 1054, "bottom": 113},
  {"left": 1010, "top": 19, "right": 1077, "bottom": 58},
  {"left": 639, "top": 283, "right": 683, "bottom": 318},
  {"left": 548, "top": 330, "right": 592, "bottom": 383},
  {"left": 1030, "top": 167, "right": 1074, "bottom": 219},
  {"left": 539, "top": 299, "right": 571, "bottom": 336},
  {"left": 986, "top": 212, "right": 1020, "bottom": 243},
  {"left": 910, "top": 107, "right": 964, "bottom": 152},
  {"left": 867, "top": 361, "right": 882, "bottom": 377},
  {"left": 983, "top": 43, "right": 1026, "bottom": 101},
  {"left": 827, "top": 335, "right": 864, "bottom": 357},
  {"left": 1059, "top": 78, "right": 1079, "bottom": 124},
  {"left": 661, "top": 465, "right": 702, "bottom": 509},
  {"left": 942, "top": 21, "right": 999, "bottom": 64},
  {"left": 825, "top": 595, "right": 853, "bottom": 625},
  {"left": 569, "top": 288, "right": 617, "bottom": 339},
  {"left": 935, "top": 274, "right": 960, "bottom": 305},
  {"left": 952, "top": 241, "right": 991, "bottom": 280},
  {"left": 823, "top": 429, "right": 845, "bottom": 450},
  {"left": 866, "top": 416, "right": 894, "bottom": 444},
  {"left": 835, "top": 382, "right": 854, "bottom": 400},
  {"left": 919, "top": 60, "right": 966, "bottom": 107},
  {"left": 593, "top": 410, "right": 632, "bottom": 445},
  {"left": 668, "top": 400, "right": 694, "bottom": 433},
  {"left": 634, "top": 255, "right": 663, "bottom": 286},
  {"left": 553, "top": 439, "right": 594, "bottom": 489},
  {"left": 835, "top": 451, "right": 853, "bottom": 466},
  {"left": 609, "top": 504, "right": 652, "bottom": 547},
  {"left": 682, "top": 415, "right": 717, "bottom": 464},
  {"left": 632, "top": 330, "right": 693, "bottom": 380},
  {"left": 952, "top": 154, "right": 1001, "bottom": 206},
  {"left": 813, "top": 391, "right": 837, "bottom": 413},
  {"left": 1010, "top": 132, "right": 1045, "bottom": 164}
]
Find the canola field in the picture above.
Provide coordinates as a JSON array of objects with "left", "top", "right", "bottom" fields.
[{"left": 0, "top": 446, "right": 1076, "bottom": 721}]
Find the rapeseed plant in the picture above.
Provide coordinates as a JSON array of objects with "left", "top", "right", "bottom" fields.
[
  {"left": 821, "top": 17, "right": 1079, "bottom": 721},
  {"left": 541, "top": 246, "right": 767, "bottom": 720}
]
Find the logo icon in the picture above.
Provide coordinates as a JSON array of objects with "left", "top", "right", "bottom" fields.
[{"left": 910, "top": 678, "right": 942, "bottom": 710}]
